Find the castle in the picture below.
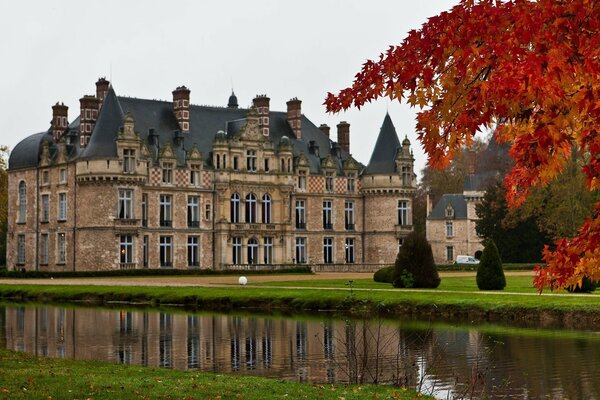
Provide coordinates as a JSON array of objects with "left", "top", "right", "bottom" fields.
[{"left": 7, "top": 78, "right": 415, "bottom": 272}]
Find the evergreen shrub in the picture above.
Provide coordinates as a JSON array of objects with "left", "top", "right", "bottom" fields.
[
  {"left": 476, "top": 240, "right": 506, "bottom": 290},
  {"left": 392, "top": 231, "right": 440, "bottom": 288},
  {"left": 373, "top": 266, "right": 394, "bottom": 283}
]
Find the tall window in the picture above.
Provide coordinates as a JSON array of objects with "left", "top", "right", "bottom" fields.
[
  {"left": 160, "top": 236, "right": 173, "bottom": 267},
  {"left": 118, "top": 189, "right": 133, "bottom": 219},
  {"left": 247, "top": 238, "right": 258, "bottom": 264},
  {"left": 120, "top": 235, "right": 133, "bottom": 264},
  {"left": 59, "top": 168, "right": 67, "bottom": 183},
  {"left": 231, "top": 193, "right": 240, "bottom": 223},
  {"left": 205, "top": 203, "right": 212, "bottom": 220},
  {"left": 233, "top": 156, "right": 239, "bottom": 171},
  {"left": 190, "top": 164, "right": 201, "bottom": 186},
  {"left": 446, "top": 221, "right": 454, "bottom": 237},
  {"left": 143, "top": 235, "right": 149, "bottom": 268},
  {"left": 17, "top": 234, "right": 25, "bottom": 265},
  {"left": 232, "top": 237, "right": 242, "bottom": 264},
  {"left": 264, "top": 158, "right": 270, "bottom": 172},
  {"left": 160, "top": 195, "right": 172, "bottom": 227},
  {"left": 40, "top": 233, "right": 49, "bottom": 265},
  {"left": 344, "top": 201, "right": 354, "bottom": 230},
  {"left": 57, "top": 233, "right": 66, "bottom": 264},
  {"left": 397, "top": 200, "right": 408, "bottom": 226},
  {"left": 325, "top": 172, "right": 334, "bottom": 192},
  {"left": 187, "top": 196, "right": 199, "bottom": 228},
  {"left": 295, "top": 237, "right": 306, "bottom": 263},
  {"left": 58, "top": 193, "right": 67, "bottom": 221},
  {"left": 187, "top": 236, "right": 199, "bottom": 267},
  {"left": 295, "top": 200, "right": 306, "bottom": 229},
  {"left": 323, "top": 237, "right": 333, "bottom": 264},
  {"left": 246, "top": 150, "right": 257, "bottom": 172},
  {"left": 446, "top": 246, "right": 454, "bottom": 262},
  {"left": 262, "top": 194, "right": 272, "bottom": 224},
  {"left": 123, "top": 149, "right": 136, "bottom": 173},
  {"left": 245, "top": 193, "right": 257, "bottom": 223},
  {"left": 345, "top": 238, "right": 355, "bottom": 263},
  {"left": 42, "top": 170, "right": 49, "bottom": 185},
  {"left": 162, "top": 162, "right": 173, "bottom": 184},
  {"left": 141, "top": 193, "right": 148, "bottom": 227},
  {"left": 298, "top": 170, "right": 307, "bottom": 190},
  {"left": 263, "top": 237, "right": 273, "bottom": 265},
  {"left": 402, "top": 166, "right": 412, "bottom": 186},
  {"left": 41, "top": 194, "right": 49, "bottom": 223},
  {"left": 323, "top": 200, "right": 333, "bottom": 230},
  {"left": 18, "top": 181, "right": 26, "bottom": 223},
  {"left": 347, "top": 173, "right": 356, "bottom": 192}
]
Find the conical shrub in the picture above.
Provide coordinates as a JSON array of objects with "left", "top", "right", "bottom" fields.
[
  {"left": 476, "top": 239, "right": 506, "bottom": 290},
  {"left": 393, "top": 231, "right": 440, "bottom": 288}
]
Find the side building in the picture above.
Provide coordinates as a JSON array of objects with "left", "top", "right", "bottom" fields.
[{"left": 7, "top": 78, "right": 416, "bottom": 272}]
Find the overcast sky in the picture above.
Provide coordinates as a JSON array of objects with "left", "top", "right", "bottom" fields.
[{"left": 0, "top": 1, "right": 459, "bottom": 177}]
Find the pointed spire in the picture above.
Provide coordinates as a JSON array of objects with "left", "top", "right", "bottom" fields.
[
  {"left": 364, "top": 113, "right": 402, "bottom": 174},
  {"left": 228, "top": 90, "right": 239, "bottom": 109}
]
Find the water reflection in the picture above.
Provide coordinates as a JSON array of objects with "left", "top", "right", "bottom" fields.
[{"left": 2, "top": 304, "right": 600, "bottom": 399}]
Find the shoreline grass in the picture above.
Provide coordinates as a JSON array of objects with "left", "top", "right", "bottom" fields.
[
  {"left": 1, "top": 274, "right": 600, "bottom": 329},
  {"left": 0, "top": 349, "right": 426, "bottom": 400}
]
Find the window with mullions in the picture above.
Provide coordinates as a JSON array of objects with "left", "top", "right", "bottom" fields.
[
  {"left": 263, "top": 237, "right": 273, "bottom": 265},
  {"left": 18, "top": 181, "right": 27, "bottom": 223},
  {"left": 57, "top": 232, "right": 66, "bottom": 264},
  {"left": 187, "top": 236, "right": 199, "bottom": 267},
  {"left": 323, "top": 200, "right": 333, "bottom": 230},
  {"left": 118, "top": 189, "right": 133, "bottom": 219},
  {"left": 123, "top": 149, "right": 136, "bottom": 174},
  {"left": 347, "top": 173, "right": 356, "bottom": 192},
  {"left": 232, "top": 237, "right": 242, "bottom": 264},
  {"left": 160, "top": 195, "right": 172, "bottom": 227},
  {"left": 162, "top": 162, "right": 173, "bottom": 184},
  {"left": 141, "top": 193, "right": 148, "bottom": 227},
  {"left": 325, "top": 172, "right": 334, "bottom": 192},
  {"left": 345, "top": 238, "right": 355, "bottom": 263},
  {"left": 298, "top": 170, "right": 307, "bottom": 190},
  {"left": 190, "top": 164, "right": 201, "bottom": 186},
  {"left": 446, "top": 221, "right": 454, "bottom": 237},
  {"left": 397, "top": 200, "right": 408, "bottom": 226},
  {"left": 262, "top": 194, "right": 272, "bottom": 224},
  {"left": 41, "top": 194, "right": 49, "bottom": 223},
  {"left": 246, "top": 150, "right": 257, "bottom": 172},
  {"left": 295, "top": 237, "right": 306, "bottom": 263},
  {"left": 344, "top": 201, "right": 354, "bottom": 230},
  {"left": 58, "top": 193, "right": 67, "bottom": 221},
  {"left": 323, "top": 237, "right": 333, "bottom": 264},
  {"left": 231, "top": 193, "right": 241, "bottom": 223},
  {"left": 245, "top": 193, "right": 257, "bottom": 223},
  {"left": 160, "top": 236, "right": 173, "bottom": 267},
  {"left": 187, "top": 196, "right": 200, "bottom": 228},
  {"left": 247, "top": 238, "right": 258, "bottom": 264},
  {"left": 295, "top": 200, "right": 306, "bottom": 229},
  {"left": 40, "top": 234, "right": 49, "bottom": 265},
  {"left": 17, "top": 234, "right": 25, "bottom": 265},
  {"left": 120, "top": 235, "right": 133, "bottom": 264}
]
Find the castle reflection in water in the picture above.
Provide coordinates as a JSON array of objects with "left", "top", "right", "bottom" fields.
[{"left": 1, "top": 305, "right": 421, "bottom": 385}]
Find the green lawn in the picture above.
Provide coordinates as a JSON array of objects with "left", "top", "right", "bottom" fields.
[{"left": 0, "top": 349, "right": 425, "bottom": 400}]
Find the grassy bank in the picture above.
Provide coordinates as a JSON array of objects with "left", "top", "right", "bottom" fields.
[
  {"left": 1, "top": 273, "right": 600, "bottom": 329},
  {"left": 0, "top": 349, "right": 425, "bottom": 400}
]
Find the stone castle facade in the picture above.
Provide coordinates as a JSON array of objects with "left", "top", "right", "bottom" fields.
[{"left": 7, "top": 78, "right": 415, "bottom": 272}]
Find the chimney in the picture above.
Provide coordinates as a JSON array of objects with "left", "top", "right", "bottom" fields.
[
  {"left": 286, "top": 98, "right": 302, "bottom": 139},
  {"left": 172, "top": 86, "right": 191, "bottom": 132},
  {"left": 253, "top": 95, "right": 270, "bottom": 136},
  {"left": 51, "top": 102, "right": 68, "bottom": 142},
  {"left": 79, "top": 95, "right": 100, "bottom": 148},
  {"left": 319, "top": 124, "right": 330, "bottom": 138},
  {"left": 95, "top": 77, "right": 110, "bottom": 105},
  {"left": 337, "top": 121, "right": 350, "bottom": 153}
]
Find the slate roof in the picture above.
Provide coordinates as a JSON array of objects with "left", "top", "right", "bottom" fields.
[
  {"left": 9, "top": 86, "right": 367, "bottom": 174},
  {"left": 364, "top": 113, "right": 401, "bottom": 175},
  {"left": 428, "top": 194, "right": 468, "bottom": 220}
]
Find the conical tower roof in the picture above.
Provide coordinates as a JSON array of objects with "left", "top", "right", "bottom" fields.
[{"left": 364, "top": 113, "right": 401, "bottom": 174}]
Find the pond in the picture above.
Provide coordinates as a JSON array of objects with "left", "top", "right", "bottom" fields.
[{"left": 1, "top": 303, "right": 599, "bottom": 399}]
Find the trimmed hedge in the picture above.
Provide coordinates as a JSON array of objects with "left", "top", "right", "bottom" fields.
[
  {"left": 0, "top": 266, "right": 312, "bottom": 279},
  {"left": 476, "top": 240, "right": 506, "bottom": 290},
  {"left": 373, "top": 266, "right": 394, "bottom": 283},
  {"left": 436, "top": 263, "right": 540, "bottom": 272}
]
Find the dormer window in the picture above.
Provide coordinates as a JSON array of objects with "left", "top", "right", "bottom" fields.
[
  {"left": 246, "top": 150, "right": 257, "bottom": 172},
  {"left": 402, "top": 166, "right": 411, "bottom": 186},
  {"left": 123, "top": 149, "right": 136, "bottom": 174},
  {"left": 162, "top": 162, "right": 173, "bottom": 184},
  {"left": 325, "top": 172, "right": 334, "bottom": 192},
  {"left": 298, "top": 170, "right": 307, "bottom": 191},
  {"left": 347, "top": 173, "right": 355, "bottom": 192},
  {"left": 445, "top": 205, "right": 455, "bottom": 218}
]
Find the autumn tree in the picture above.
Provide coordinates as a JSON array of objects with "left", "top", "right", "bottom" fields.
[
  {"left": 0, "top": 145, "right": 8, "bottom": 267},
  {"left": 325, "top": 0, "right": 600, "bottom": 291}
]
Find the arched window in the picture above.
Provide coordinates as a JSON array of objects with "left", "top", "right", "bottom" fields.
[
  {"left": 247, "top": 238, "right": 258, "bottom": 265},
  {"left": 18, "top": 181, "right": 27, "bottom": 223},
  {"left": 245, "top": 193, "right": 257, "bottom": 223},
  {"left": 230, "top": 193, "right": 240, "bottom": 223},
  {"left": 262, "top": 194, "right": 272, "bottom": 224}
]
